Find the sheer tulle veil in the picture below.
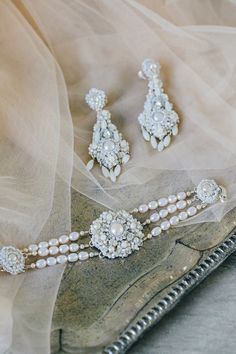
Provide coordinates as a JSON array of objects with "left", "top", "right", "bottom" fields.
[{"left": 1, "top": 0, "right": 236, "bottom": 352}]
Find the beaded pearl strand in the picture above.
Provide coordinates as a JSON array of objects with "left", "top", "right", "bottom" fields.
[{"left": 26, "top": 231, "right": 98, "bottom": 270}]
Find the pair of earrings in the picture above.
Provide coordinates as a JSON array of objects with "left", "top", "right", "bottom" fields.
[{"left": 86, "top": 59, "right": 180, "bottom": 182}]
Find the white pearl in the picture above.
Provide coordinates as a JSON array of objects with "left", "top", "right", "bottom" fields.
[
  {"left": 187, "top": 206, "right": 197, "bottom": 216},
  {"left": 161, "top": 221, "right": 170, "bottom": 230},
  {"left": 69, "top": 243, "right": 79, "bottom": 252},
  {"left": 36, "top": 259, "right": 46, "bottom": 269},
  {"left": 151, "top": 227, "right": 162, "bottom": 237},
  {"left": 47, "top": 257, "right": 57, "bottom": 266},
  {"left": 148, "top": 201, "right": 158, "bottom": 210},
  {"left": 68, "top": 253, "right": 79, "bottom": 262},
  {"left": 49, "top": 238, "right": 59, "bottom": 246},
  {"left": 78, "top": 251, "right": 89, "bottom": 261},
  {"left": 158, "top": 198, "right": 168, "bottom": 207},
  {"left": 177, "top": 192, "right": 186, "bottom": 200},
  {"left": 28, "top": 244, "right": 38, "bottom": 252},
  {"left": 38, "top": 241, "right": 48, "bottom": 248},
  {"left": 167, "top": 204, "right": 177, "bottom": 214},
  {"left": 57, "top": 255, "right": 67, "bottom": 264},
  {"left": 159, "top": 209, "right": 168, "bottom": 218},
  {"left": 103, "top": 140, "right": 115, "bottom": 151},
  {"left": 49, "top": 246, "right": 59, "bottom": 255},
  {"left": 59, "top": 235, "right": 69, "bottom": 244},
  {"left": 38, "top": 248, "right": 49, "bottom": 257},
  {"left": 168, "top": 195, "right": 177, "bottom": 204},
  {"left": 59, "top": 244, "right": 69, "bottom": 254},
  {"left": 179, "top": 211, "right": 188, "bottom": 221},
  {"left": 110, "top": 222, "right": 124, "bottom": 237},
  {"left": 150, "top": 213, "right": 160, "bottom": 223},
  {"left": 69, "top": 232, "right": 79, "bottom": 241},
  {"left": 138, "top": 204, "right": 148, "bottom": 213},
  {"left": 176, "top": 200, "right": 187, "bottom": 210},
  {"left": 170, "top": 216, "right": 179, "bottom": 225}
]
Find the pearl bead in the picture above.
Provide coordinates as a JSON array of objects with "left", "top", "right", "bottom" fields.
[
  {"left": 177, "top": 192, "right": 186, "bottom": 200},
  {"left": 38, "top": 241, "right": 48, "bottom": 248},
  {"left": 161, "top": 220, "right": 170, "bottom": 230},
  {"left": 78, "top": 251, "right": 89, "bottom": 261},
  {"left": 38, "top": 248, "right": 49, "bottom": 257},
  {"left": 49, "top": 238, "right": 59, "bottom": 246},
  {"left": 176, "top": 200, "right": 187, "bottom": 210},
  {"left": 168, "top": 195, "right": 177, "bottom": 203},
  {"left": 57, "top": 255, "right": 67, "bottom": 264},
  {"left": 151, "top": 227, "right": 162, "bottom": 237},
  {"left": 150, "top": 212, "right": 160, "bottom": 223},
  {"left": 69, "top": 232, "right": 79, "bottom": 241},
  {"left": 59, "top": 244, "right": 69, "bottom": 254},
  {"left": 49, "top": 246, "right": 59, "bottom": 255},
  {"left": 159, "top": 209, "right": 168, "bottom": 218},
  {"left": 28, "top": 244, "right": 38, "bottom": 252},
  {"left": 68, "top": 253, "right": 79, "bottom": 262},
  {"left": 110, "top": 222, "right": 124, "bottom": 237},
  {"left": 158, "top": 198, "right": 168, "bottom": 207},
  {"left": 47, "top": 257, "right": 57, "bottom": 266},
  {"left": 179, "top": 211, "right": 188, "bottom": 221},
  {"left": 170, "top": 216, "right": 179, "bottom": 225},
  {"left": 148, "top": 201, "right": 158, "bottom": 210},
  {"left": 103, "top": 140, "right": 115, "bottom": 151},
  {"left": 167, "top": 204, "right": 177, "bottom": 214},
  {"left": 69, "top": 243, "right": 79, "bottom": 252},
  {"left": 36, "top": 259, "right": 46, "bottom": 269},
  {"left": 187, "top": 206, "right": 197, "bottom": 216},
  {"left": 138, "top": 204, "right": 148, "bottom": 213},
  {"left": 59, "top": 235, "right": 69, "bottom": 244}
]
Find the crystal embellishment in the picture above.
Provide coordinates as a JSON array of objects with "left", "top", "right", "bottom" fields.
[
  {"left": 86, "top": 88, "right": 130, "bottom": 182},
  {"left": 0, "top": 246, "right": 25, "bottom": 275},
  {"left": 196, "top": 179, "right": 225, "bottom": 204},
  {"left": 138, "top": 59, "right": 179, "bottom": 151},
  {"left": 90, "top": 210, "right": 144, "bottom": 258}
]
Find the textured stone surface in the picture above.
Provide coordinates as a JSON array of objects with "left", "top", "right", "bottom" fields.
[{"left": 51, "top": 191, "right": 236, "bottom": 354}]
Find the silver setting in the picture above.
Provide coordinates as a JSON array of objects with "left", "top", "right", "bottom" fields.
[
  {"left": 90, "top": 210, "right": 144, "bottom": 258},
  {"left": 138, "top": 58, "right": 179, "bottom": 151},
  {"left": 0, "top": 246, "right": 25, "bottom": 275},
  {"left": 86, "top": 88, "right": 130, "bottom": 182},
  {"left": 196, "top": 179, "right": 226, "bottom": 204},
  {"left": 103, "top": 229, "right": 236, "bottom": 354}
]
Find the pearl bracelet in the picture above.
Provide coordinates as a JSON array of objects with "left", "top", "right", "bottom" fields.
[{"left": 0, "top": 179, "right": 227, "bottom": 275}]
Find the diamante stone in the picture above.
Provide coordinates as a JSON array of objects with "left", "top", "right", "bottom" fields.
[
  {"left": 196, "top": 179, "right": 221, "bottom": 204},
  {"left": 103, "top": 140, "right": 115, "bottom": 151}
]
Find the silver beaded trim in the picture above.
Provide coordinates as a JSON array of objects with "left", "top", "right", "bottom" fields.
[{"left": 103, "top": 228, "right": 236, "bottom": 354}]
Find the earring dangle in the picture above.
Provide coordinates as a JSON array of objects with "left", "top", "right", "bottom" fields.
[
  {"left": 138, "top": 59, "right": 180, "bottom": 151},
  {"left": 85, "top": 88, "right": 130, "bottom": 182}
]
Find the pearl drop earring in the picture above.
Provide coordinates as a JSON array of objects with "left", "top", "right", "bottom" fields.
[{"left": 85, "top": 88, "right": 130, "bottom": 182}]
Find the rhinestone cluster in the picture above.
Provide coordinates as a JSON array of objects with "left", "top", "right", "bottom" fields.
[
  {"left": 90, "top": 210, "right": 144, "bottom": 258},
  {"left": 196, "top": 179, "right": 224, "bottom": 204},
  {"left": 0, "top": 246, "right": 25, "bottom": 275},
  {"left": 86, "top": 88, "right": 130, "bottom": 182},
  {"left": 138, "top": 58, "right": 179, "bottom": 151}
]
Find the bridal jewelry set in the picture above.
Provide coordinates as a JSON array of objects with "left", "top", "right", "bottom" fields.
[
  {"left": 86, "top": 58, "right": 179, "bottom": 182},
  {"left": 0, "top": 60, "right": 227, "bottom": 275}
]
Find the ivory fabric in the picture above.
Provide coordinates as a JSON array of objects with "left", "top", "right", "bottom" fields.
[{"left": 0, "top": 1, "right": 236, "bottom": 353}]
